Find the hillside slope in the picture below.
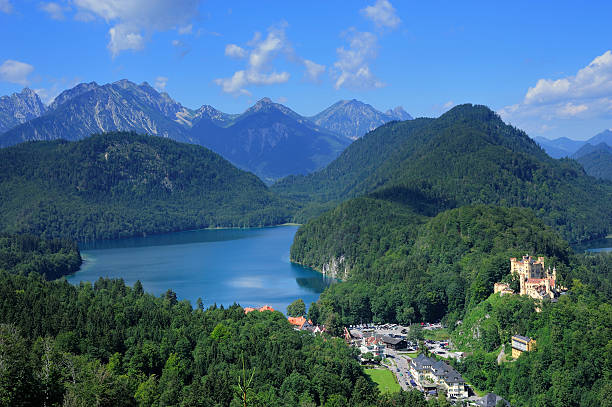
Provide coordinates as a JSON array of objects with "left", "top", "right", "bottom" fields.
[
  {"left": 573, "top": 142, "right": 612, "bottom": 181},
  {"left": 302, "top": 203, "right": 571, "bottom": 324},
  {"left": 0, "top": 132, "right": 294, "bottom": 240},
  {"left": 277, "top": 104, "right": 612, "bottom": 243}
]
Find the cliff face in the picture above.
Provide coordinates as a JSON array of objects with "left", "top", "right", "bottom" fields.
[
  {"left": 0, "top": 88, "right": 47, "bottom": 133},
  {"left": 320, "top": 255, "right": 350, "bottom": 280}
]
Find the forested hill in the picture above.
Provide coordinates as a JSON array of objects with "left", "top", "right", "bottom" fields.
[
  {"left": 296, "top": 203, "right": 572, "bottom": 324},
  {"left": 275, "top": 104, "right": 612, "bottom": 243},
  {"left": 0, "top": 234, "right": 81, "bottom": 279},
  {"left": 0, "top": 132, "right": 295, "bottom": 241}
]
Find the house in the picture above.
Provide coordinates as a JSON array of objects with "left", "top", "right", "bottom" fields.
[
  {"left": 410, "top": 354, "right": 434, "bottom": 386},
  {"left": 430, "top": 360, "right": 468, "bottom": 399},
  {"left": 475, "top": 393, "right": 510, "bottom": 406},
  {"left": 409, "top": 354, "right": 468, "bottom": 399},
  {"left": 381, "top": 335, "right": 407, "bottom": 350},
  {"left": 359, "top": 336, "right": 385, "bottom": 358},
  {"left": 288, "top": 316, "right": 314, "bottom": 331},
  {"left": 511, "top": 335, "right": 536, "bottom": 358}
]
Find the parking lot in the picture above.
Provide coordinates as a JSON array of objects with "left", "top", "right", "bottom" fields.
[{"left": 348, "top": 323, "right": 463, "bottom": 392}]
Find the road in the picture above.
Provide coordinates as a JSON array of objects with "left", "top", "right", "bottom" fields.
[{"left": 386, "top": 349, "right": 415, "bottom": 391}]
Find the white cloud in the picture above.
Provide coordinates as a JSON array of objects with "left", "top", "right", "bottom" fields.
[
  {"left": 500, "top": 50, "right": 612, "bottom": 132},
  {"left": 525, "top": 51, "right": 612, "bottom": 105},
  {"left": 225, "top": 44, "right": 247, "bottom": 58},
  {"left": 178, "top": 24, "right": 192, "bottom": 35},
  {"left": 74, "top": 11, "right": 95, "bottom": 22},
  {"left": 40, "top": 2, "right": 67, "bottom": 20},
  {"left": 361, "top": 0, "right": 401, "bottom": 29},
  {"left": 215, "top": 24, "right": 324, "bottom": 95},
  {"left": 71, "top": 0, "right": 201, "bottom": 57},
  {"left": 443, "top": 101, "right": 455, "bottom": 109},
  {"left": 332, "top": 30, "right": 384, "bottom": 90},
  {"left": 303, "top": 59, "right": 325, "bottom": 82},
  {"left": 171, "top": 39, "right": 190, "bottom": 57},
  {"left": 0, "top": 60, "right": 34, "bottom": 85},
  {"left": 155, "top": 76, "right": 168, "bottom": 91},
  {"left": 109, "top": 25, "right": 145, "bottom": 56},
  {"left": 0, "top": 0, "right": 12, "bottom": 13}
]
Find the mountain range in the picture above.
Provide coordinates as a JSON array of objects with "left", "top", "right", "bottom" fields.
[
  {"left": 0, "top": 80, "right": 411, "bottom": 181},
  {"left": 534, "top": 129, "right": 612, "bottom": 158},
  {"left": 309, "top": 99, "right": 411, "bottom": 140},
  {"left": 0, "top": 88, "right": 47, "bottom": 134},
  {"left": 276, "top": 104, "right": 612, "bottom": 244},
  {"left": 0, "top": 132, "right": 294, "bottom": 241}
]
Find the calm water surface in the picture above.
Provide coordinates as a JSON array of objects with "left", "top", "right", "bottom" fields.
[
  {"left": 575, "top": 237, "right": 612, "bottom": 253},
  {"left": 68, "top": 226, "right": 333, "bottom": 312}
]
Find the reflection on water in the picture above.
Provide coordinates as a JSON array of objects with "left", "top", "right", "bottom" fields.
[
  {"left": 574, "top": 237, "right": 612, "bottom": 253},
  {"left": 79, "top": 228, "right": 260, "bottom": 250},
  {"left": 69, "top": 226, "right": 333, "bottom": 312}
]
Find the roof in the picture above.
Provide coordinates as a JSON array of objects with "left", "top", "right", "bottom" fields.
[
  {"left": 381, "top": 335, "right": 405, "bottom": 345},
  {"left": 526, "top": 278, "right": 547, "bottom": 283},
  {"left": 411, "top": 354, "right": 435, "bottom": 369},
  {"left": 288, "top": 316, "right": 306, "bottom": 326},
  {"left": 431, "top": 360, "right": 465, "bottom": 384},
  {"left": 477, "top": 393, "right": 509, "bottom": 407},
  {"left": 244, "top": 305, "right": 276, "bottom": 314},
  {"left": 512, "top": 334, "right": 531, "bottom": 342}
]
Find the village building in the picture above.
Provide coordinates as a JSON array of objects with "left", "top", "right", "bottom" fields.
[
  {"left": 511, "top": 334, "right": 536, "bottom": 358},
  {"left": 381, "top": 335, "right": 407, "bottom": 350},
  {"left": 474, "top": 393, "right": 510, "bottom": 406},
  {"left": 359, "top": 336, "right": 385, "bottom": 358},
  {"left": 409, "top": 354, "right": 468, "bottom": 399},
  {"left": 243, "top": 305, "right": 276, "bottom": 314}
]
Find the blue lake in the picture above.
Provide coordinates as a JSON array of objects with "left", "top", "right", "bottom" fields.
[
  {"left": 575, "top": 237, "right": 612, "bottom": 253},
  {"left": 67, "top": 226, "right": 333, "bottom": 312}
]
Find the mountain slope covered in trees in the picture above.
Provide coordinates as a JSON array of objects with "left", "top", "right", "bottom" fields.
[
  {"left": 572, "top": 142, "right": 612, "bottom": 181},
  {"left": 0, "top": 132, "right": 294, "bottom": 241},
  {"left": 0, "top": 234, "right": 81, "bottom": 279},
  {"left": 300, "top": 204, "right": 572, "bottom": 325},
  {"left": 276, "top": 104, "right": 612, "bottom": 243}
]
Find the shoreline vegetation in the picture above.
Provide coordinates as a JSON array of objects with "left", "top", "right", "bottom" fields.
[{"left": 76, "top": 222, "right": 303, "bottom": 246}]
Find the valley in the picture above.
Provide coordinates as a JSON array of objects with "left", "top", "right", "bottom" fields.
[{"left": 3, "top": 0, "right": 612, "bottom": 405}]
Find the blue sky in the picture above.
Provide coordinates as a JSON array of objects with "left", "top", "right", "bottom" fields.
[{"left": 1, "top": 0, "right": 611, "bottom": 140}]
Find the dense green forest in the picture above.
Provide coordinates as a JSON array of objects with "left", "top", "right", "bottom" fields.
[
  {"left": 298, "top": 204, "right": 571, "bottom": 326},
  {"left": 276, "top": 104, "right": 612, "bottom": 243},
  {"left": 452, "top": 279, "right": 612, "bottom": 407},
  {"left": 0, "top": 233, "right": 81, "bottom": 279},
  {"left": 0, "top": 132, "right": 295, "bottom": 241},
  {"left": 0, "top": 269, "right": 466, "bottom": 407},
  {"left": 573, "top": 142, "right": 612, "bottom": 181}
]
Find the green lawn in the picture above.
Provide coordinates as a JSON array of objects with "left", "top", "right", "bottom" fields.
[
  {"left": 400, "top": 351, "right": 420, "bottom": 359},
  {"left": 423, "top": 328, "right": 451, "bottom": 341},
  {"left": 364, "top": 369, "right": 401, "bottom": 394}
]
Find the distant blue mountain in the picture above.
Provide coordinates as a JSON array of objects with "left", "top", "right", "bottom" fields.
[
  {"left": 535, "top": 129, "right": 612, "bottom": 159},
  {"left": 572, "top": 142, "right": 612, "bottom": 181},
  {"left": 309, "top": 99, "right": 412, "bottom": 140}
]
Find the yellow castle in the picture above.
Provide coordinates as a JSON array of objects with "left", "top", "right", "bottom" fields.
[{"left": 494, "top": 255, "right": 561, "bottom": 301}]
